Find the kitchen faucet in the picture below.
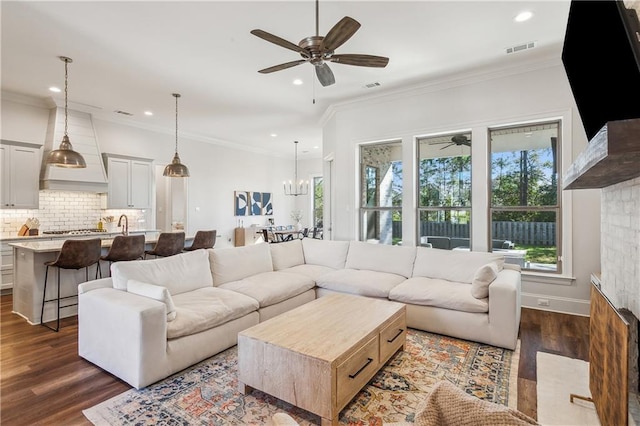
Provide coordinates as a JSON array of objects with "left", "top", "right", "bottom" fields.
[{"left": 117, "top": 214, "right": 129, "bottom": 236}]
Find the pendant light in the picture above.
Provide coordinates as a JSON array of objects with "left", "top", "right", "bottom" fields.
[
  {"left": 45, "top": 56, "right": 86, "bottom": 168},
  {"left": 283, "top": 140, "right": 309, "bottom": 196},
  {"left": 163, "top": 93, "right": 190, "bottom": 177}
]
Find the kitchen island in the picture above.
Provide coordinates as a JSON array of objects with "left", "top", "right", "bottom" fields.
[{"left": 9, "top": 232, "right": 193, "bottom": 325}]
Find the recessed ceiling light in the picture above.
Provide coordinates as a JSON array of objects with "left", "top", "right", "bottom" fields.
[
  {"left": 515, "top": 11, "right": 533, "bottom": 22},
  {"left": 270, "top": 133, "right": 278, "bottom": 137},
  {"left": 49, "top": 86, "right": 61, "bottom": 93},
  {"left": 314, "top": 146, "right": 319, "bottom": 149},
  {"left": 144, "top": 111, "right": 153, "bottom": 116},
  {"left": 293, "top": 79, "right": 303, "bottom": 86}
]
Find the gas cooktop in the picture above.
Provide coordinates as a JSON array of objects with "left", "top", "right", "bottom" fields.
[{"left": 42, "top": 229, "right": 108, "bottom": 235}]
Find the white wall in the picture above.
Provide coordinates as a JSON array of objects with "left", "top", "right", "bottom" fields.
[
  {"left": 322, "top": 60, "right": 601, "bottom": 315},
  {"left": 1, "top": 95, "right": 307, "bottom": 248}
]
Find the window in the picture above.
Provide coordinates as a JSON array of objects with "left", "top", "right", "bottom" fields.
[
  {"left": 312, "top": 176, "right": 323, "bottom": 228},
  {"left": 359, "top": 141, "right": 402, "bottom": 245},
  {"left": 489, "top": 121, "right": 561, "bottom": 272},
  {"left": 417, "top": 133, "right": 472, "bottom": 250}
]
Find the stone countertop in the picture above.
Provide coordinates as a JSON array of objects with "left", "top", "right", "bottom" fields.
[
  {"left": 8, "top": 232, "right": 192, "bottom": 253},
  {"left": 0, "top": 229, "right": 161, "bottom": 243}
]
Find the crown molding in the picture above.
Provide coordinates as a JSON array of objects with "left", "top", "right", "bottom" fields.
[{"left": 319, "top": 51, "right": 563, "bottom": 127}]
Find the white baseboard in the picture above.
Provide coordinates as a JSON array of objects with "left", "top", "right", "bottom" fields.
[{"left": 521, "top": 292, "right": 590, "bottom": 316}]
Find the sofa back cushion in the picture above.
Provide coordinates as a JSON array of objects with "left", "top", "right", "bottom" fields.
[
  {"left": 210, "top": 243, "right": 273, "bottom": 286},
  {"left": 112, "top": 250, "right": 213, "bottom": 295},
  {"left": 301, "top": 238, "right": 350, "bottom": 269},
  {"left": 412, "top": 247, "right": 504, "bottom": 283},
  {"left": 345, "top": 241, "right": 416, "bottom": 278},
  {"left": 270, "top": 239, "right": 305, "bottom": 270}
]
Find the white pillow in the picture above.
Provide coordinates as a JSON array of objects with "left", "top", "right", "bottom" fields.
[
  {"left": 112, "top": 250, "right": 213, "bottom": 295},
  {"left": 210, "top": 243, "right": 273, "bottom": 286},
  {"left": 269, "top": 239, "right": 305, "bottom": 270},
  {"left": 470, "top": 262, "right": 500, "bottom": 299},
  {"left": 301, "top": 238, "right": 350, "bottom": 269},
  {"left": 127, "top": 279, "right": 177, "bottom": 321}
]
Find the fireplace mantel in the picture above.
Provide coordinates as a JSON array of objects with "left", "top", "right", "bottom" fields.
[{"left": 563, "top": 118, "right": 640, "bottom": 190}]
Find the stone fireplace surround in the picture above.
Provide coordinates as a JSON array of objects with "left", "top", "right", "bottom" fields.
[{"left": 565, "top": 118, "right": 640, "bottom": 424}]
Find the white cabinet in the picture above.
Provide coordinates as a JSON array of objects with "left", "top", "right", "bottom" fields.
[
  {"left": 103, "top": 154, "right": 153, "bottom": 209},
  {"left": 0, "top": 141, "right": 41, "bottom": 209}
]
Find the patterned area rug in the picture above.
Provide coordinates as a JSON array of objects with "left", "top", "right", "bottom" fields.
[{"left": 84, "top": 330, "right": 519, "bottom": 425}]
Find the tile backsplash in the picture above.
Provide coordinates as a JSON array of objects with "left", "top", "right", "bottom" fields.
[{"left": 0, "top": 191, "right": 150, "bottom": 236}]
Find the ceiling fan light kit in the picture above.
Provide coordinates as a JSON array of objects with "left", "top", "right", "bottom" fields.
[
  {"left": 45, "top": 56, "right": 87, "bottom": 168},
  {"left": 163, "top": 93, "right": 190, "bottom": 178},
  {"left": 251, "top": 0, "right": 389, "bottom": 87}
]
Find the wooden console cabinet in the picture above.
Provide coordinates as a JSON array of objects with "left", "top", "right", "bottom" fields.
[{"left": 234, "top": 227, "right": 263, "bottom": 247}]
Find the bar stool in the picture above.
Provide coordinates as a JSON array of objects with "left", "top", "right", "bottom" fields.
[
  {"left": 41, "top": 238, "right": 102, "bottom": 332},
  {"left": 144, "top": 232, "right": 185, "bottom": 259},
  {"left": 100, "top": 234, "right": 145, "bottom": 276},
  {"left": 184, "top": 230, "right": 216, "bottom": 251}
]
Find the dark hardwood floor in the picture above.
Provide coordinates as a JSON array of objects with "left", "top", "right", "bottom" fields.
[{"left": 0, "top": 295, "right": 589, "bottom": 425}]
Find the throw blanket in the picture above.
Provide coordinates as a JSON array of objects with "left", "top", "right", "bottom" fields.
[{"left": 414, "top": 381, "right": 538, "bottom": 426}]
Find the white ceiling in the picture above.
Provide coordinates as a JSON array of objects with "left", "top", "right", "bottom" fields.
[{"left": 1, "top": 1, "right": 571, "bottom": 159}]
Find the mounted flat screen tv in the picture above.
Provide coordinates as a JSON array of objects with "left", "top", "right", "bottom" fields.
[{"left": 562, "top": 0, "right": 640, "bottom": 141}]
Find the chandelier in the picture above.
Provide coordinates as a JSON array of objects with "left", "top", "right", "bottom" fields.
[{"left": 284, "top": 141, "right": 309, "bottom": 196}]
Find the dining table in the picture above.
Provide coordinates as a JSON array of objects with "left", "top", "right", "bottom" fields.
[{"left": 272, "top": 229, "right": 303, "bottom": 242}]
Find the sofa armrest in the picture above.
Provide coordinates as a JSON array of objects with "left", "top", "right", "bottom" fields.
[
  {"left": 78, "top": 287, "right": 168, "bottom": 389},
  {"left": 78, "top": 277, "right": 114, "bottom": 294},
  {"left": 488, "top": 269, "right": 521, "bottom": 350}
]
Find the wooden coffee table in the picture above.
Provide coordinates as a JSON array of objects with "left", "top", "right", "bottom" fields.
[{"left": 238, "top": 293, "right": 406, "bottom": 425}]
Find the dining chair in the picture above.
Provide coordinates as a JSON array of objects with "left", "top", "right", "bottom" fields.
[
  {"left": 184, "top": 230, "right": 216, "bottom": 251},
  {"left": 145, "top": 232, "right": 185, "bottom": 258}
]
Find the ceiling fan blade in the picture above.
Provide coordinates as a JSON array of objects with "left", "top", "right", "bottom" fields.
[
  {"left": 258, "top": 60, "right": 307, "bottom": 74},
  {"left": 315, "top": 63, "right": 335, "bottom": 87},
  {"left": 320, "top": 17, "right": 361, "bottom": 52},
  {"left": 440, "top": 143, "right": 455, "bottom": 150},
  {"left": 330, "top": 54, "right": 389, "bottom": 68},
  {"left": 250, "top": 29, "right": 308, "bottom": 56}
]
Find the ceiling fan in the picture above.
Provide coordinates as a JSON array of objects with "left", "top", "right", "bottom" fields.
[
  {"left": 250, "top": 0, "right": 389, "bottom": 87},
  {"left": 439, "top": 134, "right": 472, "bottom": 150}
]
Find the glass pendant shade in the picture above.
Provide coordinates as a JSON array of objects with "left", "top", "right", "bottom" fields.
[
  {"left": 164, "top": 93, "right": 190, "bottom": 178},
  {"left": 47, "top": 56, "right": 87, "bottom": 168}
]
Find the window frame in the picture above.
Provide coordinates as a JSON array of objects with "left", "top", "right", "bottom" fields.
[
  {"left": 358, "top": 140, "right": 403, "bottom": 245},
  {"left": 488, "top": 119, "right": 563, "bottom": 273},
  {"left": 415, "top": 132, "right": 473, "bottom": 249}
]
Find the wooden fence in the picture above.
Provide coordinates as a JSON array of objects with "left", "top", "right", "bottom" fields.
[{"left": 392, "top": 221, "right": 556, "bottom": 246}]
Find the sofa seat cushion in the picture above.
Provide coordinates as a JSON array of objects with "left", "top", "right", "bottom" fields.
[
  {"left": 280, "top": 264, "right": 336, "bottom": 281},
  {"left": 168, "top": 287, "right": 259, "bottom": 339},
  {"left": 218, "top": 271, "right": 315, "bottom": 308},
  {"left": 389, "top": 277, "right": 488, "bottom": 313},
  {"left": 316, "top": 268, "right": 406, "bottom": 298}
]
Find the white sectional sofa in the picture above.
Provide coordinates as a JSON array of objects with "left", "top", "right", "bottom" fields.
[{"left": 78, "top": 238, "right": 521, "bottom": 389}]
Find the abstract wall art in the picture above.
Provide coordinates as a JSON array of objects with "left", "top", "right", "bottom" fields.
[{"left": 234, "top": 191, "right": 273, "bottom": 216}]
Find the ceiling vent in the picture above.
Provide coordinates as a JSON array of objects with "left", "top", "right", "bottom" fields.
[
  {"left": 506, "top": 41, "right": 536, "bottom": 54},
  {"left": 363, "top": 82, "right": 381, "bottom": 89},
  {"left": 114, "top": 110, "right": 134, "bottom": 116}
]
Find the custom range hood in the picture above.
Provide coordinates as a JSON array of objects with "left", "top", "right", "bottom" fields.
[{"left": 41, "top": 106, "right": 108, "bottom": 192}]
